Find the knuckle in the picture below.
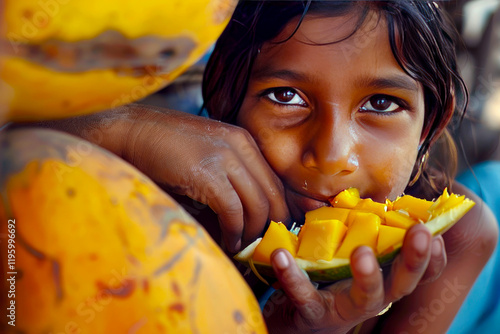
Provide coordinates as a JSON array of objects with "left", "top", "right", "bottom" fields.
[
  {"left": 300, "top": 300, "right": 326, "bottom": 321},
  {"left": 353, "top": 293, "right": 384, "bottom": 313},
  {"left": 281, "top": 269, "right": 303, "bottom": 290},
  {"left": 404, "top": 258, "right": 427, "bottom": 274},
  {"left": 222, "top": 197, "right": 244, "bottom": 221},
  {"left": 252, "top": 198, "right": 270, "bottom": 216},
  {"left": 228, "top": 126, "right": 252, "bottom": 143}
]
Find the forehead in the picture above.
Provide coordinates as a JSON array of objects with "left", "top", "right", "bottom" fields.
[{"left": 253, "top": 11, "right": 418, "bottom": 91}]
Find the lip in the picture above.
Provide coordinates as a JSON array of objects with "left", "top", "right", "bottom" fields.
[{"left": 286, "top": 188, "right": 334, "bottom": 222}]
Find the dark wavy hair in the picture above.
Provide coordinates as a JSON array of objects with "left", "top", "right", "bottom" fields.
[{"left": 202, "top": 0, "right": 468, "bottom": 198}]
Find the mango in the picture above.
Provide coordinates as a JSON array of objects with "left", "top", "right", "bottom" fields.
[
  {"left": 305, "top": 206, "right": 351, "bottom": 225},
  {"left": 235, "top": 187, "right": 475, "bottom": 283},
  {"left": 354, "top": 198, "right": 388, "bottom": 218},
  {"left": 297, "top": 219, "right": 347, "bottom": 261},
  {"left": 385, "top": 210, "right": 420, "bottom": 229},
  {"left": 329, "top": 188, "right": 360, "bottom": 208},
  {"left": 335, "top": 213, "right": 381, "bottom": 258},
  {"left": 0, "top": 129, "right": 267, "bottom": 334},
  {"left": 377, "top": 225, "right": 406, "bottom": 254},
  {"left": 429, "top": 191, "right": 466, "bottom": 216},
  {"left": 393, "top": 194, "right": 433, "bottom": 221},
  {"left": 0, "top": 0, "right": 237, "bottom": 121},
  {"left": 252, "top": 221, "right": 298, "bottom": 264}
]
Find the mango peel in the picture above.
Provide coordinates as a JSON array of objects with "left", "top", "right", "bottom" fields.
[{"left": 235, "top": 188, "right": 475, "bottom": 283}]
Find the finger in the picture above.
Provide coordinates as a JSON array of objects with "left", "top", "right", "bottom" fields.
[
  {"left": 225, "top": 160, "right": 272, "bottom": 244},
  {"left": 385, "top": 224, "right": 432, "bottom": 301},
  {"left": 270, "top": 249, "right": 327, "bottom": 322},
  {"left": 206, "top": 179, "right": 245, "bottom": 253},
  {"left": 235, "top": 139, "right": 291, "bottom": 225},
  {"left": 419, "top": 235, "right": 447, "bottom": 285},
  {"left": 334, "top": 246, "right": 386, "bottom": 321}
]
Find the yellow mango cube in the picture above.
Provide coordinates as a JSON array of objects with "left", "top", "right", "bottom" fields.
[
  {"left": 428, "top": 188, "right": 449, "bottom": 213},
  {"left": 392, "top": 195, "right": 432, "bottom": 221},
  {"left": 429, "top": 193, "right": 465, "bottom": 216},
  {"left": 385, "top": 198, "right": 394, "bottom": 211},
  {"left": 335, "top": 212, "right": 380, "bottom": 258},
  {"left": 330, "top": 188, "right": 360, "bottom": 209},
  {"left": 252, "top": 221, "right": 298, "bottom": 264},
  {"left": 385, "top": 210, "right": 419, "bottom": 229},
  {"left": 297, "top": 219, "right": 347, "bottom": 261},
  {"left": 354, "top": 198, "right": 387, "bottom": 219},
  {"left": 377, "top": 225, "right": 406, "bottom": 254},
  {"left": 305, "top": 206, "right": 351, "bottom": 225}
]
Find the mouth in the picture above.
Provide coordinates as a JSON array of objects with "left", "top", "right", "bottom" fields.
[{"left": 285, "top": 188, "right": 336, "bottom": 223}]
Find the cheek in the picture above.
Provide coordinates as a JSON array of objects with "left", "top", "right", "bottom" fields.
[
  {"left": 365, "top": 139, "right": 419, "bottom": 201},
  {"left": 237, "top": 107, "right": 296, "bottom": 178},
  {"left": 254, "top": 130, "right": 300, "bottom": 179}
]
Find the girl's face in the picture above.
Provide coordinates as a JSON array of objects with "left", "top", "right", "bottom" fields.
[{"left": 237, "top": 12, "right": 425, "bottom": 223}]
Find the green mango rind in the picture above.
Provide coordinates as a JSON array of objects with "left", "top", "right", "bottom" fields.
[{"left": 234, "top": 198, "right": 475, "bottom": 283}]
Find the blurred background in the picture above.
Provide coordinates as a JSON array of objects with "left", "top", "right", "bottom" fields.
[{"left": 444, "top": 0, "right": 500, "bottom": 173}]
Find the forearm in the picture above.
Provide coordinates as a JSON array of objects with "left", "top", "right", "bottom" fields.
[
  {"left": 9, "top": 105, "right": 143, "bottom": 157},
  {"left": 9, "top": 104, "right": 176, "bottom": 181}
]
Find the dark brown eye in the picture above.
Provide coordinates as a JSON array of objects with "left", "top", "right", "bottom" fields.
[
  {"left": 265, "top": 87, "right": 307, "bottom": 106},
  {"left": 370, "top": 96, "right": 392, "bottom": 110},
  {"left": 274, "top": 88, "right": 296, "bottom": 102},
  {"left": 360, "top": 94, "right": 399, "bottom": 113}
]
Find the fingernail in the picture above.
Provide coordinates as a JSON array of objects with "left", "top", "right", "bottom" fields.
[
  {"left": 234, "top": 240, "right": 241, "bottom": 252},
  {"left": 273, "top": 251, "right": 289, "bottom": 270},
  {"left": 431, "top": 238, "right": 442, "bottom": 257},
  {"left": 227, "top": 239, "right": 241, "bottom": 253},
  {"left": 355, "top": 250, "right": 375, "bottom": 275},
  {"left": 413, "top": 231, "right": 430, "bottom": 254}
]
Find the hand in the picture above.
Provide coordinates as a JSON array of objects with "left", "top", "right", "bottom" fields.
[
  {"left": 124, "top": 105, "right": 290, "bottom": 252},
  {"left": 263, "top": 224, "right": 447, "bottom": 334}
]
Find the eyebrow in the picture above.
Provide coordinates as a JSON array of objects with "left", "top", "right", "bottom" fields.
[
  {"left": 252, "top": 67, "right": 419, "bottom": 93},
  {"left": 252, "top": 68, "right": 310, "bottom": 83},
  {"left": 356, "top": 75, "right": 419, "bottom": 92}
]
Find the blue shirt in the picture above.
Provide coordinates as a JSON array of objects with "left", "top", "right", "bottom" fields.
[{"left": 448, "top": 161, "right": 500, "bottom": 333}]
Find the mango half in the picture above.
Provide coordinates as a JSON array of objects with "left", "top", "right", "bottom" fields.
[
  {"left": 0, "top": 0, "right": 236, "bottom": 121},
  {"left": 235, "top": 188, "right": 475, "bottom": 283}
]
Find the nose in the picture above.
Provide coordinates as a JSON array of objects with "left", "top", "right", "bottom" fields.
[{"left": 302, "top": 109, "right": 358, "bottom": 176}]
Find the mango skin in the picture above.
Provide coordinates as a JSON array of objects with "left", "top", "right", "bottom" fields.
[
  {"left": 0, "top": 128, "right": 267, "bottom": 334},
  {"left": 0, "top": 0, "right": 237, "bottom": 121}
]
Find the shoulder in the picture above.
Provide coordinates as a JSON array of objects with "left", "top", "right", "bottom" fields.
[{"left": 444, "top": 182, "right": 498, "bottom": 261}]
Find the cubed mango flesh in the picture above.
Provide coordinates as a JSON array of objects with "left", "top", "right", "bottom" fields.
[
  {"left": 335, "top": 212, "right": 381, "bottom": 258},
  {"left": 354, "top": 198, "right": 387, "bottom": 219},
  {"left": 252, "top": 221, "right": 298, "bottom": 264},
  {"left": 428, "top": 188, "right": 449, "bottom": 213},
  {"left": 377, "top": 225, "right": 406, "bottom": 254},
  {"left": 305, "top": 206, "right": 351, "bottom": 225},
  {"left": 392, "top": 195, "right": 432, "bottom": 221},
  {"left": 385, "top": 210, "right": 419, "bottom": 229},
  {"left": 329, "top": 188, "right": 360, "bottom": 209},
  {"left": 297, "top": 219, "right": 347, "bottom": 261},
  {"left": 429, "top": 193, "right": 465, "bottom": 215}
]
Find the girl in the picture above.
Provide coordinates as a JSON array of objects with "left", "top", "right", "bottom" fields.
[
  {"left": 28, "top": 0, "right": 497, "bottom": 332},
  {"left": 199, "top": 0, "right": 498, "bottom": 333}
]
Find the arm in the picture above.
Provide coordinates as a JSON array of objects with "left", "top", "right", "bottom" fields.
[
  {"left": 375, "top": 182, "right": 498, "bottom": 333},
  {"left": 20, "top": 104, "right": 291, "bottom": 252},
  {"left": 22, "top": 104, "right": 139, "bottom": 158}
]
